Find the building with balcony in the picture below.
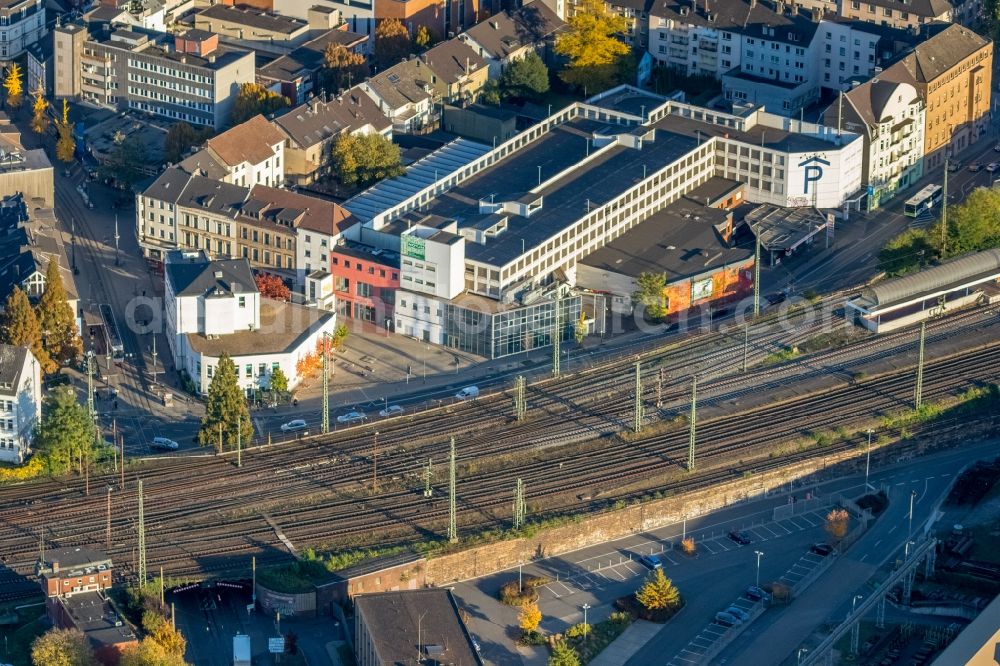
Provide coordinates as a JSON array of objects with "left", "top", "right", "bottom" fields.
[
  {"left": 421, "top": 39, "right": 489, "bottom": 103},
  {"left": 53, "top": 25, "right": 255, "bottom": 129},
  {"left": 0, "top": 343, "right": 41, "bottom": 465},
  {"left": 876, "top": 23, "right": 992, "bottom": 170},
  {"left": 0, "top": 0, "right": 45, "bottom": 61},
  {"left": 460, "top": 1, "right": 564, "bottom": 78},
  {"left": 822, "top": 78, "right": 925, "bottom": 209},
  {"left": 359, "top": 58, "right": 443, "bottom": 134}
]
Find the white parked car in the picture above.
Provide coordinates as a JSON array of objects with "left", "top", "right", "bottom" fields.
[
  {"left": 151, "top": 437, "right": 179, "bottom": 450},
  {"left": 280, "top": 419, "right": 308, "bottom": 433},
  {"left": 337, "top": 411, "right": 366, "bottom": 424},
  {"left": 455, "top": 386, "right": 480, "bottom": 400},
  {"left": 379, "top": 404, "right": 404, "bottom": 417}
]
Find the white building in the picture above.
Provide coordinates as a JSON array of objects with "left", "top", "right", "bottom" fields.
[
  {"left": 0, "top": 0, "right": 45, "bottom": 61},
  {"left": 0, "top": 345, "right": 41, "bottom": 465},
  {"left": 394, "top": 223, "right": 466, "bottom": 342},
  {"left": 823, "top": 78, "right": 925, "bottom": 210},
  {"left": 181, "top": 115, "right": 286, "bottom": 189},
  {"left": 164, "top": 250, "right": 336, "bottom": 396}
]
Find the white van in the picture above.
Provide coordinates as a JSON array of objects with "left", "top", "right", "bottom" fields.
[
  {"left": 455, "top": 386, "right": 480, "bottom": 400},
  {"left": 151, "top": 437, "right": 179, "bottom": 450}
]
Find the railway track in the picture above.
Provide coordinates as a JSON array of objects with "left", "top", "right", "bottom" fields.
[{"left": 0, "top": 331, "right": 996, "bottom": 597}]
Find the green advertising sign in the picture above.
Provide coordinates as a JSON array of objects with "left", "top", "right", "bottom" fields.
[{"left": 401, "top": 235, "right": 426, "bottom": 261}]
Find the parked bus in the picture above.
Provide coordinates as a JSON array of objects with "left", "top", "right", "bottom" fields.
[
  {"left": 903, "top": 184, "right": 943, "bottom": 217},
  {"left": 99, "top": 303, "right": 125, "bottom": 363}
]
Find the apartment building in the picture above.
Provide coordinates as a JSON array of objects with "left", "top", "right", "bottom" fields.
[
  {"left": 608, "top": 0, "right": 655, "bottom": 48},
  {"left": 0, "top": 344, "right": 41, "bottom": 465},
  {"left": 877, "top": 23, "right": 992, "bottom": 169},
  {"left": 375, "top": 0, "right": 445, "bottom": 36},
  {"left": 421, "top": 39, "right": 489, "bottom": 103},
  {"left": 257, "top": 27, "right": 368, "bottom": 104},
  {"left": 837, "top": 0, "right": 951, "bottom": 30},
  {"left": 0, "top": 0, "right": 45, "bottom": 61},
  {"left": 181, "top": 114, "right": 286, "bottom": 188},
  {"left": 273, "top": 91, "right": 391, "bottom": 186},
  {"left": 53, "top": 25, "right": 255, "bottom": 129},
  {"left": 193, "top": 4, "right": 312, "bottom": 55},
  {"left": 360, "top": 58, "right": 444, "bottom": 133},
  {"left": 822, "top": 78, "right": 925, "bottom": 209},
  {"left": 460, "top": 1, "right": 564, "bottom": 78}
]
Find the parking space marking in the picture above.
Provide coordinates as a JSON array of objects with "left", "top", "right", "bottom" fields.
[
  {"left": 774, "top": 520, "right": 796, "bottom": 534},
  {"left": 622, "top": 561, "right": 642, "bottom": 575},
  {"left": 701, "top": 541, "right": 719, "bottom": 554},
  {"left": 798, "top": 514, "right": 820, "bottom": 527},
  {"left": 661, "top": 552, "right": 680, "bottom": 565},
  {"left": 789, "top": 516, "right": 812, "bottom": 530},
  {"left": 746, "top": 528, "right": 769, "bottom": 541},
  {"left": 757, "top": 523, "right": 782, "bottom": 537}
]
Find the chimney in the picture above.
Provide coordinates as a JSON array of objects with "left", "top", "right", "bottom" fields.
[
  {"left": 214, "top": 270, "right": 223, "bottom": 279},
  {"left": 52, "top": 560, "right": 60, "bottom": 573}
]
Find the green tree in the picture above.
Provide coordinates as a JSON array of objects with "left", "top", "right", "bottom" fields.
[
  {"left": 499, "top": 53, "right": 550, "bottom": 101},
  {"left": 319, "top": 44, "right": 369, "bottom": 94},
  {"left": 37, "top": 260, "right": 83, "bottom": 366},
  {"left": 149, "top": 620, "right": 187, "bottom": 658},
  {"left": 31, "top": 628, "right": 97, "bottom": 666},
  {"left": 100, "top": 130, "right": 145, "bottom": 188},
  {"left": 164, "top": 121, "right": 211, "bottom": 164},
  {"left": 574, "top": 311, "right": 587, "bottom": 344},
  {"left": 30, "top": 86, "right": 49, "bottom": 134},
  {"left": 35, "top": 386, "right": 94, "bottom": 475},
  {"left": 632, "top": 272, "right": 668, "bottom": 321},
  {"left": 330, "top": 132, "right": 404, "bottom": 187},
  {"left": 414, "top": 25, "right": 432, "bottom": 50},
  {"left": 635, "top": 568, "right": 681, "bottom": 611},
  {"left": 480, "top": 79, "right": 502, "bottom": 105},
  {"left": 119, "top": 638, "right": 188, "bottom": 666},
  {"left": 4, "top": 62, "right": 24, "bottom": 109},
  {"left": 2, "top": 286, "right": 55, "bottom": 374},
  {"left": 230, "top": 83, "right": 289, "bottom": 126},
  {"left": 933, "top": 187, "right": 1000, "bottom": 258},
  {"left": 269, "top": 366, "right": 289, "bottom": 394},
  {"left": 55, "top": 99, "right": 76, "bottom": 163},
  {"left": 548, "top": 640, "right": 581, "bottom": 666},
  {"left": 878, "top": 228, "right": 934, "bottom": 276},
  {"left": 332, "top": 323, "right": 349, "bottom": 348},
  {"left": 198, "top": 353, "right": 253, "bottom": 451},
  {"left": 374, "top": 18, "right": 411, "bottom": 71},
  {"left": 555, "top": 0, "right": 630, "bottom": 92}
]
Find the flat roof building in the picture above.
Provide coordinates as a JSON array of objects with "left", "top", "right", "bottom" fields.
[{"left": 354, "top": 589, "right": 482, "bottom": 666}]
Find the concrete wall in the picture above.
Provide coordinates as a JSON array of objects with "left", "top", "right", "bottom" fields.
[
  {"left": 0, "top": 167, "right": 53, "bottom": 208},
  {"left": 255, "top": 582, "right": 317, "bottom": 616}
]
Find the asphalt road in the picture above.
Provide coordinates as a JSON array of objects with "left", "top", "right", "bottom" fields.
[{"left": 452, "top": 442, "right": 996, "bottom": 666}]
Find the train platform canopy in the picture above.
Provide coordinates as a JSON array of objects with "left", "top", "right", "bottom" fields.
[
  {"left": 846, "top": 248, "right": 1000, "bottom": 333},
  {"left": 741, "top": 205, "right": 831, "bottom": 266}
]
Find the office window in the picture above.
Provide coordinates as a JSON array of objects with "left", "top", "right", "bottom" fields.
[
  {"left": 245, "top": 364, "right": 252, "bottom": 378},
  {"left": 239, "top": 296, "right": 246, "bottom": 308}
]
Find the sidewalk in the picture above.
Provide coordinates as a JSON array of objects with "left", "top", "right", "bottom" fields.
[{"left": 589, "top": 620, "right": 663, "bottom": 666}]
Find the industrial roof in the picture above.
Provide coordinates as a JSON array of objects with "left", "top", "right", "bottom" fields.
[
  {"left": 579, "top": 199, "right": 752, "bottom": 283},
  {"left": 343, "top": 138, "right": 491, "bottom": 222},
  {"left": 857, "top": 248, "right": 1000, "bottom": 309},
  {"left": 422, "top": 119, "right": 698, "bottom": 266},
  {"left": 195, "top": 4, "right": 308, "bottom": 35},
  {"left": 41, "top": 547, "right": 112, "bottom": 570},
  {"left": 354, "top": 589, "right": 482, "bottom": 665}
]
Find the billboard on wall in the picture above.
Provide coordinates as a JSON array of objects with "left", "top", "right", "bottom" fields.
[
  {"left": 692, "top": 278, "right": 714, "bottom": 301},
  {"left": 401, "top": 235, "right": 426, "bottom": 261}
]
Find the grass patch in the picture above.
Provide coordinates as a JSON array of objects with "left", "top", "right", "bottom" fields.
[
  {"left": 761, "top": 345, "right": 799, "bottom": 366},
  {"left": 797, "top": 328, "right": 864, "bottom": 354},
  {"left": 3, "top": 611, "right": 49, "bottom": 666},
  {"left": 560, "top": 611, "right": 633, "bottom": 663},
  {"left": 257, "top": 546, "right": 411, "bottom": 593}
]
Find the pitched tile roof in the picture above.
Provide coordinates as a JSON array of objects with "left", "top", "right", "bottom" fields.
[
  {"left": 857, "top": 0, "right": 951, "bottom": 18},
  {"left": 879, "top": 23, "right": 989, "bottom": 86},
  {"left": 462, "top": 0, "right": 564, "bottom": 60},
  {"left": 257, "top": 27, "right": 368, "bottom": 84},
  {"left": 178, "top": 148, "right": 229, "bottom": 180},
  {"left": 245, "top": 185, "right": 356, "bottom": 236},
  {"left": 273, "top": 90, "right": 390, "bottom": 149},
  {"left": 365, "top": 58, "right": 443, "bottom": 110},
  {"left": 841, "top": 78, "right": 917, "bottom": 127},
  {"left": 650, "top": 0, "right": 820, "bottom": 46},
  {"left": 165, "top": 251, "right": 257, "bottom": 298},
  {"left": 422, "top": 39, "right": 488, "bottom": 85},
  {"left": 205, "top": 115, "right": 286, "bottom": 167}
]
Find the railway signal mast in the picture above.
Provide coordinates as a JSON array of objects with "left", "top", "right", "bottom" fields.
[
  {"left": 552, "top": 291, "right": 562, "bottom": 378},
  {"left": 633, "top": 361, "right": 644, "bottom": 434},
  {"left": 321, "top": 332, "right": 331, "bottom": 434},
  {"left": 423, "top": 458, "right": 433, "bottom": 497},
  {"left": 688, "top": 376, "right": 698, "bottom": 472},
  {"left": 514, "top": 375, "right": 526, "bottom": 421},
  {"left": 513, "top": 478, "right": 526, "bottom": 530},
  {"left": 137, "top": 480, "right": 147, "bottom": 586},
  {"left": 914, "top": 322, "right": 926, "bottom": 408},
  {"left": 448, "top": 437, "right": 457, "bottom": 544}
]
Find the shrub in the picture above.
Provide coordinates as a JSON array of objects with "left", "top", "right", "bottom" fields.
[
  {"left": 565, "top": 623, "right": 590, "bottom": 639},
  {"left": 499, "top": 579, "right": 539, "bottom": 605},
  {"left": 680, "top": 537, "right": 696, "bottom": 555}
]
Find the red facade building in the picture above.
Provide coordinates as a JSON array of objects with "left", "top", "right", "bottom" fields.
[{"left": 330, "top": 242, "right": 400, "bottom": 327}]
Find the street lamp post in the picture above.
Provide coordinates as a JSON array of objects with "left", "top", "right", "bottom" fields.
[
  {"left": 865, "top": 428, "right": 874, "bottom": 491},
  {"left": 581, "top": 603, "right": 590, "bottom": 643},
  {"left": 908, "top": 489, "right": 917, "bottom": 538},
  {"left": 754, "top": 550, "right": 764, "bottom": 588},
  {"left": 518, "top": 561, "right": 523, "bottom": 592},
  {"left": 797, "top": 648, "right": 809, "bottom": 665}
]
